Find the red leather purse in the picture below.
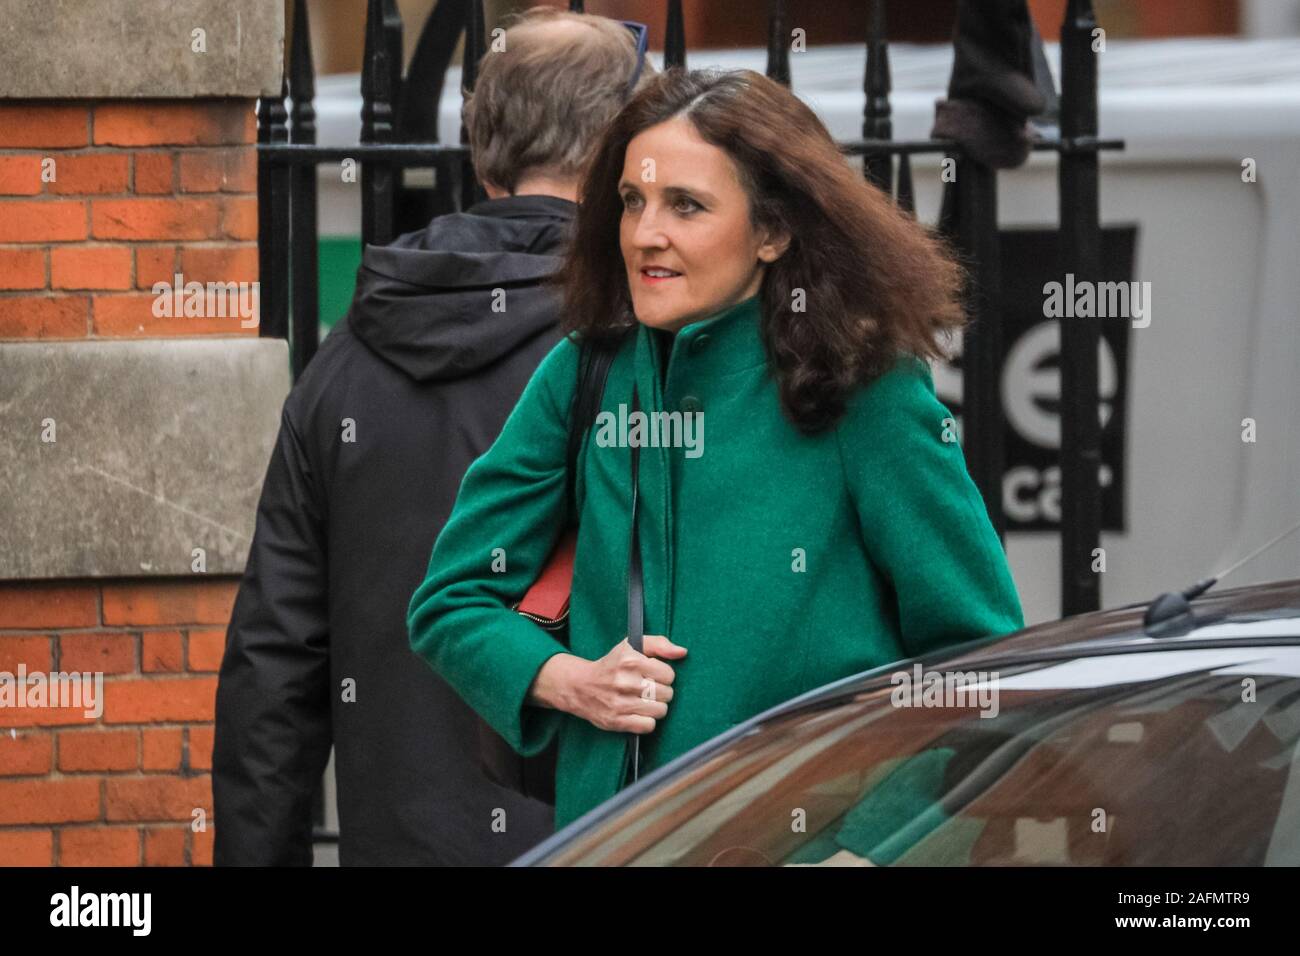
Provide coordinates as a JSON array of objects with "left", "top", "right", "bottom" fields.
[{"left": 512, "top": 530, "right": 577, "bottom": 632}]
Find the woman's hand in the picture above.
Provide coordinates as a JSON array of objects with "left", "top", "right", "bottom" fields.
[{"left": 529, "top": 635, "right": 687, "bottom": 734}]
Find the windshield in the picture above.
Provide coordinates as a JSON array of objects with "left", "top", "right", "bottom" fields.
[{"left": 537, "top": 647, "right": 1300, "bottom": 865}]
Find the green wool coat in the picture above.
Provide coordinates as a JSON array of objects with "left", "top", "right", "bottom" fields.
[{"left": 407, "top": 294, "right": 1024, "bottom": 832}]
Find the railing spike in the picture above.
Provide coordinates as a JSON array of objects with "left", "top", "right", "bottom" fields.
[
  {"left": 256, "top": 76, "right": 290, "bottom": 343},
  {"left": 896, "top": 153, "right": 914, "bottom": 216},
  {"left": 289, "top": 0, "right": 316, "bottom": 145},
  {"left": 862, "top": 0, "right": 892, "bottom": 192},
  {"left": 665, "top": 0, "right": 686, "bottom": 69},
  {"left": 361, "top": 0, "right": 401, "bottom": 245},
  {"left": 459, "top": 0, "right": 487, "bottom": 210},
  {"left": 462, "top": 0, "right": 486, "bottom": 94},
  {"left": 361, "top": 0, "right": 397, "bottom": 146},
  {"left": 765, "top": 0, "right": 791, "bottom": 87},
  {"left": 1057, "top": 0, "right": 1103, "bottom": 616},
  {"left": 287, "top": 0, "right": 320, "bottom": 376}
]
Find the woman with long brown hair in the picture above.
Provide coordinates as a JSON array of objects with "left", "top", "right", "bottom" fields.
[{"left": 408, "top": 68, "right": 1023, "bottom": 833}]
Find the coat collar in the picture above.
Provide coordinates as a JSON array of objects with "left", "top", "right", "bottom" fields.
[
  {"left": 464, "top": 193, "right": 576, "bottom": 223},
  {"left": 635, "top": 293, "right": 767, "bottom": 398}
]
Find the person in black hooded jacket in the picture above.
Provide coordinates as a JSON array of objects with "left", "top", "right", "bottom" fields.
[{"left": 213, "top": 9, "right": 651, "bottom": 866}]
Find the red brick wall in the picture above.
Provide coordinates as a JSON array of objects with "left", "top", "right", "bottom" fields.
[
  {"left": 0, "top": 98, "right": 261, "bottom": 866},
  {"left": 0, "top": 579, "right": 238, "bottom": 866},
  {"left": 0, "top": 100, "right": 258, "bottom": 339},
  {"left": 1027, "top": 0, "right": 1239, "bottom": 38}
]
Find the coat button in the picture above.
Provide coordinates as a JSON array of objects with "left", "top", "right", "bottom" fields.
[
  {"left": 680, "top": 395, "right": 703, "bottom": 414},
  {"left": 689, "top": 333, "right": 710, "bottom": 354}
]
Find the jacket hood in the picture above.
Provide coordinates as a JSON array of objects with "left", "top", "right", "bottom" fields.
[{"left": 347, "top": 194, "right": 576, "bottom": 382}]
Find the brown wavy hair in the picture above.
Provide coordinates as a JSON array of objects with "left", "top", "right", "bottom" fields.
[{"left": 558, "top": 67, "right": 968, "bottom": 434}]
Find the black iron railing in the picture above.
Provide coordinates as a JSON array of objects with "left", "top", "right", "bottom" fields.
[{"left": 258, "top": 0, "right": 1123, "bottom": 619}]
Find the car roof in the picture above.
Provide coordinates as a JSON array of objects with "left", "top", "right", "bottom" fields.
[
  {"left": 956, "top": 574, "right": 1300, "bottom": 658},
  {"left": 952, "top": 576, "right": 1300, "bottom": 662},
  {"left": 785, "top": 577, "right": 1300, "bottom": 714}
]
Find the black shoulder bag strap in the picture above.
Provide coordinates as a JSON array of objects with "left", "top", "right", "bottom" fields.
[
  {"left": 567, "top": 340, "right": 644, "bottom": 787},
  {"left": 626, "top": 385, "right": 645, "bottom": 784},
  {"left": 566, "top": 340, "right": 616, "bottom": 523}
]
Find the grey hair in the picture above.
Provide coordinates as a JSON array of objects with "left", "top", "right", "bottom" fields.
[{"left": 463, "top": 8, "right": 654, "bottom": 194}]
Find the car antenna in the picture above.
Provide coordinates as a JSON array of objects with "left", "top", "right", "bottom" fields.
[{"left": 1144, "top": 515, "right": 1300, "bottom": 630}]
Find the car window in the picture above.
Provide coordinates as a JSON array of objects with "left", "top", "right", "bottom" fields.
[{"left": 542, "top": 647, "right": 1300, "bottom": 866}]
